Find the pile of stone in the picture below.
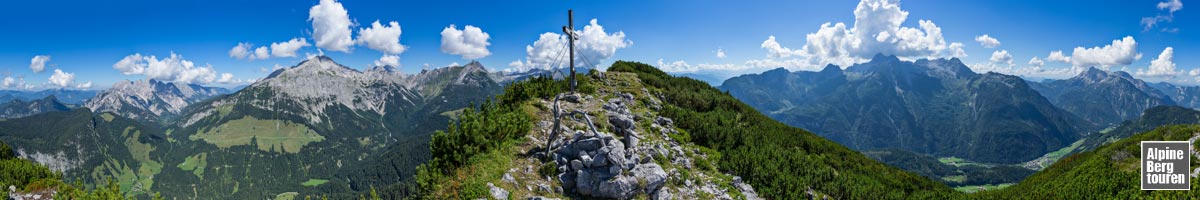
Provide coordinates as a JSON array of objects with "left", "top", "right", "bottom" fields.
[
  {"left": 551, "top": 94, "right": 668, "bottom": 199},
  {"left": 605, "top": 92, "right": 641, "bottom": 149},
  {"left": 553, "top": 129, "right": 668, "bottom": 199}
]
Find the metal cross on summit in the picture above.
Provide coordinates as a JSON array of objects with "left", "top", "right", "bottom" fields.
[{"left": 562, "top": 9, "right": 579, "bottom": 93}]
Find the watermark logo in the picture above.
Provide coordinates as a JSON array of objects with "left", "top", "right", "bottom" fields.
[{"left": 1141, "top": 141, "right": 1191, "bottom": 190}]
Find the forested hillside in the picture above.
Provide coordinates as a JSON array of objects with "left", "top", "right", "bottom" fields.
[{"left": 977, "top": 124, "right": 1200, "bottom": 198}]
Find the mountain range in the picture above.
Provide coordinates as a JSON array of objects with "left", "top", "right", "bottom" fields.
[
  {"left": 84, "top": 79, "right": 230, "bottom": 123},
  {"left": 1027, "top": 67, "right": 1175, "bottom": 126},
  {"left": 0, "top": 56, "right": 504, "bottom": 199},
  {"left": 722, "top": 54, "right": 1091, "bottom": 163},
  {"left": 0, "top": 95, "right": 70, "bottom": 119},
  {"left": 0, "top": 89, "right": 96, "bottom": 105}
]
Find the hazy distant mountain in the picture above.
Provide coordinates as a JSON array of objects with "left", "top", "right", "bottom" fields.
[
  {"left": 673, "top": 72, "right": 729, "bottom": 86},
  {"left": 489, "top": 66, "right": 593, "bottom": 85},
  {"left": 1028, "top": 67, "right": 1174, "bottom": 126},
  {"left": 84, "top": 79, "right": 229, "bottom": 122},
  {"left": 0, "top": 95, "right": 70, "bottom": 119},
  {"left": 722, "top": 54, "right": 1091, "bottom": 163},
  {"left": 0, "top": 89, "right": 97, "bottom": 104},
  {"left": 1148, "top": 82, "right": 1200, "bottom": 109}
]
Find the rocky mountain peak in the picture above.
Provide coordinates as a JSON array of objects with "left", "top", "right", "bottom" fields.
[
  {"left": 762, "top": 67, "right": 790, "bottom": 76},
  {"left": 870, "top": 53, "right": 901, "bottom": 63},
  {"left": 85, "top": 79, "right": 227, "bottom": 121},
  {"left": 917, "top": 57, "right": 977, "bottom": 79},
  {"left": 1077, "top": 67, "right": 1109, "bottom": 83},
  {"left": 463, "top": 60, "right": 486, "bottom": 72},
  {"left": 819, "top": 64, "right": 842, "bottom": 74}
]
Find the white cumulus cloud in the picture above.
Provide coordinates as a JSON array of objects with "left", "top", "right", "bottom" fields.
[
  {"left": 217, "top": 73, "right": 235, "bottom": 84},
  {"left": 1, "top": 76, "right": 13, "bottom": 88},
  {"left": 111, "top": 53, "right": 222, "bottom": 84},
  {"left": 990, "top": 50, "right": 1013, "bottom": 65},
  {"left": 252, "top": 46, "right": 270, "bottom": 60},
  {"left": 48, "top": 69, "right": 74, "bottom": 87},
  {"left": 575, "top": 19, "right": 633, "bottom": 63},
  {"left": 30, "top": 55, "right": 50, "bottom": 73},
  {"left": 229, "top": 43, "right": 253, "bottom": 59},
  {"left": 975, "top": 34, "right": 1000, "bottom": 48},
  {"left": 1136, "top": 47, "right": 1179, "bottom": 77},
  {"left": 440, "top": 24, "right": 492, "bottom": 59},
  {"left": 357, "top": 20, "right": 406, "bottom": 55},
  {"left": 309, "top": 0, "right": 355, "bottom": 52},
  {"left": 270, "top": 38, "right": 311, "bottom": 58},
  {"left": 657, "top": 59, "right": 693, "bottom": 73},
  {"left": 1069, "top": 36, "right": 1141, "bottom": 68},
  {"left": 1160, "top": 0, "right": 1184, "bottom": 12},
  {"left": 374, "top": 54, "right": 400, "bottom": 67},
  {"left": 1, "top": 76, "right": 32, "bottom": 90},
  {"left": 761, "top": 36, "right": 802, "bottom": 58},
  {"left": 508, "top": 19, "right": 632, "bottom": 72},
  {"left": 75, "top": 81, "right": 92, "bottom": 89},
  {"left": 1028, "top": 56, "right": 1044, "bottom": 67},
  {"left": 114, "top": 54, "right": 147, "bottom": 75},
  {"left": 716, "top": 48, "right": 726, "bottom": 58},
  {"left": 1046, "top": 50, "right": 1071, "bottom": 63},
  {"left": 759, "top": 0, "right": 966, "bottom": 69},
  {"left": 231, "top": 38, "right": 311, "bottom": 60}
]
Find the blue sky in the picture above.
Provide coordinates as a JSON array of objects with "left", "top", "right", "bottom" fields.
[{"left": 0, "top": 0, "right": 1196, "bottom": 90}]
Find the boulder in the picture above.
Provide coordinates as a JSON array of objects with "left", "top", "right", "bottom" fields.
[
  {"left": 608, "top": 113, "right": 635, "bottom": 131},
  {"left": 632, "top": 164, "right": 668, "bottom": 192},
  {"left": 563, "top": 93, "right": 582, "bottom": 103},
  {"left": 573, "top": 138, "right": 605, "bottom": 152},
  {"left": 589, "top": 152, "right": 608, "bottom": 167},
  {"left": 654, "top": 116, "right": 673, "bottom": 127},
  {"left": 618, "top": 92, "right": 634, "bottom": 100},
  {"left": 502, "top": 173, "right": 516, "bottom": 185},
  {"left": 596, "top": 176, "right": 637, "bottom": 199},
  {"left": 557, "top": 172, "right": 576, "bottom": 191},
  {"left": 576, "top": 170, "right": 594, "bottom": 195},
  {"left": 580, "top": 154, "right": 593, "bottom": 167},
  {"left": 607, "top": 138, "right": 626, "bottom": 150},
  {"left": 603, "top": 146, "right": 627, "bottom": 168},
  {"left": 570, "top": 159, "right": 583, "bottom": 171},
  {"left": 487, "top": 182, "right": 509, "bottom": 200},
  {"left": 653, "top": 189, "right": 673, "bottom": 200},
  {"left": 624, "top": 131, "right": 640, "bottom": 148}
]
